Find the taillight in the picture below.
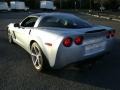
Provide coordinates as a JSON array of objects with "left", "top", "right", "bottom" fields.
[
  {"left": 106, "top": 30, "right": 115, "bottom": 38},
  {"left": 111, "top": 30, "right": 115, "bottom": 37},
  {"left": 63, "top": 37, "right": 72, "bottom": 47},
  {"left": 74, "top": 36, "right": 83, "bottom": 45},
  {"left": 106, "top": 31, "right": 111, "bottom": 38}
]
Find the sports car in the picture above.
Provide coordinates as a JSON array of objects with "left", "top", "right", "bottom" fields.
[{"left": 7, "top": 12, "right": 115, "bottom": 71}]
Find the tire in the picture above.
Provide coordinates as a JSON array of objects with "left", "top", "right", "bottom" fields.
[
  {"left": 30, "top": 42, "right": 50, "bottom": 71},
  {"left": 8, "top": 30, "right": 13, "bottom": 44}
]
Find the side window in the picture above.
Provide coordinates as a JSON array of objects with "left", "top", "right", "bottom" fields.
[
  {"left": 39, "top": 16, "right": 63, "bottom": 27},
  {"left": 21, "top": 17, "right": 38, "bottom": 27}
]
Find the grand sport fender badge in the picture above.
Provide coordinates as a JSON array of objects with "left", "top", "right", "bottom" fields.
[{"left": 45, "top": 43, "right": 52, "bottom": 46}]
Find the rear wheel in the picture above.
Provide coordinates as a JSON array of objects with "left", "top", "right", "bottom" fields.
[{"left": 31, "top": 42, "right": 43, "bottom": 71}]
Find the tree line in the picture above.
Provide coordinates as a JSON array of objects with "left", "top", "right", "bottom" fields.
[
  {"left": 54, "top": 0, "right": 120, "bottom": 10},
  {"left": 3, "top": 0, "right": 120, "bottom": 10}
]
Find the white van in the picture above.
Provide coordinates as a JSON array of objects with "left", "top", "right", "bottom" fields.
[
  {"left": 40, "top": 1, "right": 56, "bottom": 10},
  {"left": 0, "top": 2, "right": 11, "bottom": 11},
  {"left": 10, "top": 1, "right": 29, "bottom": 11}
]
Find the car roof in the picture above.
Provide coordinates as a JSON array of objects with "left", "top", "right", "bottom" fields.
[{"left": 30, "top": 12, "right": 75, "bottom": 17}]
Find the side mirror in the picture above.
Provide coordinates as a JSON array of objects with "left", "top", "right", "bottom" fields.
[{"left": 14, "top": 23, "right": 20, "bottom": 28}]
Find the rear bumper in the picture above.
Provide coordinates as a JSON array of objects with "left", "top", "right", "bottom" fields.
[
  {"left": 0, "top": 8, "right": 9, "bottom": 11},
  {"left": 53, "top": 39, "right": 114, "bottom": 69}
]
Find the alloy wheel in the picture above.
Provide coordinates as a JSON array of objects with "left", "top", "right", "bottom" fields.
[{"left": 31, "top": 43, "right": 43, "bottom": 71}]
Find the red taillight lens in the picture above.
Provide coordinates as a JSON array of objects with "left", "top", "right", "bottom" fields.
[
  {"left": 63, "top": 37, "right": 72, "bottom": 47},
  {"left": 106, "top": 31, "right": 111, "bottom": 38},
  {"left": 106, "top": 30, "right": 115, "bottom": 38},
  {"left": 111, "top": 30, "right": 115, "bottom": 37},
  {"left": 74, "top": 36, "right": 83, "bottom": 45}
]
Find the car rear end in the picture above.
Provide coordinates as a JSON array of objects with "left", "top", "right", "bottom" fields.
[
  {"left": 40, "top": 1, "right": 56, "bottom": 10},
  {"left": 0, "top": 2, "right": 10, "bottom": 11},
  {"left": 10, "top": 1, "right": 28, "bottom": 11},
  {"left": 54, "top": 27, "right": 115, "bottom": 68}
]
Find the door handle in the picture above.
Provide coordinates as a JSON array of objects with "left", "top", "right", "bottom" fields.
[{"left": 29, "top": 30, "right": 31, "bottom": 35}]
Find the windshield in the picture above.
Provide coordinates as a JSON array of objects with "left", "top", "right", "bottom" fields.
[{"left": 39, "top": 14, "right": 92, "bottom": 29}]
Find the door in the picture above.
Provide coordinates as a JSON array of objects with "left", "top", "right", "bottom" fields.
[{"left": 14, "top": 16, "right": 38, "bottom": 48}]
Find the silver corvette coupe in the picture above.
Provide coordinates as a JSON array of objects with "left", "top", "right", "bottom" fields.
[{"left": 7, "top": 12, "right": 115, "bottom": 71}]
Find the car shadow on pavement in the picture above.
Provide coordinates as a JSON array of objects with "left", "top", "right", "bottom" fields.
[{"left": 45, "top": 39, "right": 120, "bottom": 90}]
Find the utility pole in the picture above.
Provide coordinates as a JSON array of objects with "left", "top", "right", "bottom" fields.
[
  {"left": 90, "top": 0, "right": 92, "bottom": 10},
  {"left": 89, "top": 0, "right": 92, "bottom": 13},
  {"left": 100, "top": 0, "right": 105, "bottom": 12},
  {"left": 79, "top": 0, "right": 81, "bottom": 9},
  {"left": 60, "top": 0, "right": 62, "bottom": 9},
  {"left": 75, "top": 1, "right": 77, "bottom": 10}
]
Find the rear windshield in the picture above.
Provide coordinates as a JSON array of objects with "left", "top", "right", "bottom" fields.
[{"left": 38, "top": 15, "right": 92, "bottom": 29}]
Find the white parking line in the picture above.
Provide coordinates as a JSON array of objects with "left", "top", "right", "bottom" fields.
[{"left": 82, "top": 12, "right": 120, "bottom": 22}]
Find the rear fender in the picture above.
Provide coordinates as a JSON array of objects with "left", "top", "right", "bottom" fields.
[{"left": 29, "top": 34, "right": 64, "bottom": 67}]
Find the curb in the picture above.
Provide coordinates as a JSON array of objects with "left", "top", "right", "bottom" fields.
[{"left": 82, "top": 12, "right": 120, "bottom": 22}]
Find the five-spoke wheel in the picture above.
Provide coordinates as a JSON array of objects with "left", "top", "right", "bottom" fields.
[{"left": 31, "top": 42, "right": 43, "bottom": 71}]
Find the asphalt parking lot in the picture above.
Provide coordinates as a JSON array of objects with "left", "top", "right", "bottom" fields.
[{"left": 0, "top": 11, "right": 120, "bottom": 90}]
